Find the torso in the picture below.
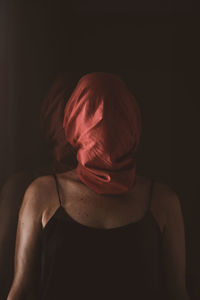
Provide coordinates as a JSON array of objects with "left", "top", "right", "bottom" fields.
[{"left": 41, "top": 169, "right": 166, "bottom": 233}]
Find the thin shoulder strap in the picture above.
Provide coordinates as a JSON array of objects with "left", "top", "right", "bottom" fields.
[
  {"left": 147, "top": 179, "right": 155, "bottom": 212},
  {"left": 53, "top": 174, "right": 62, "bottom": 206}
]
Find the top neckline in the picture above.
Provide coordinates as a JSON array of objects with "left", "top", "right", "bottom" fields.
[
  {"left": 42, "top": 175, "right": 160, "bottom": 233},
  {"left": 42, "top": 205, "right": 161, "bottom": 234}
]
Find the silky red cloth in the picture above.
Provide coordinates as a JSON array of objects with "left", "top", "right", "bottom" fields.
[{"left": 63, "top": 72, "right": 142, "bottom": 195}]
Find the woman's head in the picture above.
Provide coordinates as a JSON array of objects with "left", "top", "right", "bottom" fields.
[{"left": 63, "top": 72, "right": 142, "bottom": 195}]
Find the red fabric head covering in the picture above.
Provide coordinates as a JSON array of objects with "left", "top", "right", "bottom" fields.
[{"left": 63, "top": 72, "right": 142, "bottom": 195}]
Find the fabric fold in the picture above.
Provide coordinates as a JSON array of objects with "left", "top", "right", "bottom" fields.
[{"left": 63, "top": 72, "right": 141, "bottom": 195}]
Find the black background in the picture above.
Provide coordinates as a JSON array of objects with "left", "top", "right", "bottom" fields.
[{"left": 0, "top": 0, "right": 199, "bottom": 299}]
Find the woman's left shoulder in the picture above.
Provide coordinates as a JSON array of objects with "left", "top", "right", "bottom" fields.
[
  {"left": 140, "top": 176, "right": 182, "bottom": 231},
  {"left": 139, "top": 175, "right": 180, "bottom": 205},
  {"left": 151, "top": 179, "right": 183, "bottom": 231},
  {"left": 153, "top": 179, "right": 181, "bottom": 210}
]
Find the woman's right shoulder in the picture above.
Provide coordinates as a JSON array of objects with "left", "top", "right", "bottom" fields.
[
  {"left": 21, "top": 175, "right": 57, "bottom": 215},
  {"left": 24, "top": 174, "right": 54, "bottom": 195},
  {"left": 25, "top": 174, "right": 55, "bottom": 190}
]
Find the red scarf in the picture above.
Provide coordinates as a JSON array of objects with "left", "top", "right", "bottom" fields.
[{"left": 63, "top": 72, "right": 141, "bottom": 195}]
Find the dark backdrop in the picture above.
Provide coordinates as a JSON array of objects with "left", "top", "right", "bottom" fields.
[{"left": 1, "top": 1, "right": 199, "bottom": 299}]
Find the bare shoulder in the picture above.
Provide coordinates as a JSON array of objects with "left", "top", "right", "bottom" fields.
[
  {"left": 21, "top": 175, "right": 56, "bottom": 215},
  {"left": 137, "top": 175, "right": 182, "bottom": 233},
  {"left": 154, "top": 179, "right": 181, "bottom": 211},
  {"left": 24, "top": 175, "right": 55, "bottom": 197},
  {"left": 150, "top": 178, "right": 183, "bottom": 232}
]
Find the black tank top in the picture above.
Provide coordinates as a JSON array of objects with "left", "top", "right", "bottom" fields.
[{"left": 40, "top": 175, "right": 166, "bottom": 300}]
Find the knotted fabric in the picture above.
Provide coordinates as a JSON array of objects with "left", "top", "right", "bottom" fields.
[{"left": 63, "top": 72, "right": 141, "bottom": 195}]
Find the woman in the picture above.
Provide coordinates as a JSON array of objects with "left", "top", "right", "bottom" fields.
[
  {"left": 0, "top": 71, "right": 81, "bottom": 299},
  {"left": 7, "top": 72, "right": 190, "bottom": 300}
]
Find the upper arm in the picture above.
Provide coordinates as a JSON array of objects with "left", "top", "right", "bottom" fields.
[
  {"left": 162, "top": 187, "right": 190, "bottom": 299},
  {"left": 7, "top": 179, "right": 44, "bottom": 300}
]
